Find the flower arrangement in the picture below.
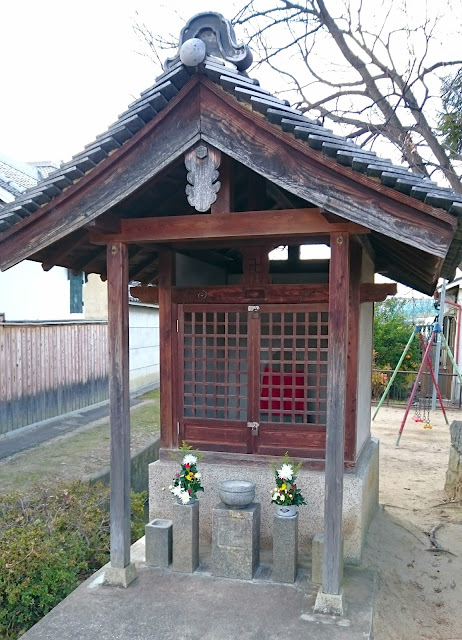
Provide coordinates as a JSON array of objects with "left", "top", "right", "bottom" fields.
[
  {"left": 271, "top": 452, "right": 306, "bottom": 507},
  {"left": 168, "top": 442, "right": 204, "bottom": 504}
]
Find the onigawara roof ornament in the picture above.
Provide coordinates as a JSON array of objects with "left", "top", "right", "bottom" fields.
[{"left": 164, "top": 11, "right": 253, "bottom": 71}]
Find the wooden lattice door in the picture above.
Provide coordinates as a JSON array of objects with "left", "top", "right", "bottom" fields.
[
  {"left": 257, "top": 306, "right": 328, "bottom": 457},
  {"left": 178, "top": 304, "right": 328, "bottom": 457},
  {"left": 179, "top": 305, "right": 252, "bottom": 453}
]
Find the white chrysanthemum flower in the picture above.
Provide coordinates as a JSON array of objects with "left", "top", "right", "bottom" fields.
[
  {"left": 279, "top": 495, "right": 285, "bottom": 502},
  {"left": 180, "top": 491, "right": 191, "bottom": 504},
  {"left": 182, "top": 454, "right": 197, "bottom": 465},
  {"left": 277, "top": 463, "right": 293, "bottom": 481},
  {"left": 171, "top": 485, "right": 183, "bottom": 497},
  {"left": 195, "top": 472, "right": 201, "bottom": 480}
]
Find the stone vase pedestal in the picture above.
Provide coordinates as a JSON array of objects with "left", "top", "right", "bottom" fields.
[
  {"left": 145, "top": 518, "right": 172, "bottom": 568},
  {"left": 172, "top": 500, "right": 199, "bottom": 573},
  {"left": 272, "top": 511, "right": 298, "bottom": 583},
  {"left": 212, "top": 502, "right": 261, "bottom": 580}
]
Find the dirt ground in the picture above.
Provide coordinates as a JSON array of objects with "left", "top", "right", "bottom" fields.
[{"left": 366, "top": 405, "right": 462, "bottom": 640}]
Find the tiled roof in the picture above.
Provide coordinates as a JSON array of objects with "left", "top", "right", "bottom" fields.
[
  {"left": 1, "top": 13, "right": 461, "bottom": 240},
  {"left": 0, "top": 154, "right": 60, "bottom": 207},
  {"left": 0, "top": 153, "right": 42, "bottom": 191},
  {"left": 0, "top": 176, "right": 22, "bottom": 202}
]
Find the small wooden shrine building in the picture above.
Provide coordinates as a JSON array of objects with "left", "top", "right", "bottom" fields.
[{"left": 1, "top": 12, "right": 461, "bottom": 607}]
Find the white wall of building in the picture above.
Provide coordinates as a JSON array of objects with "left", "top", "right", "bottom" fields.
[
  {"left": 356, "top": 251, "right": 375, "bottom": 456},
  {"left": 129, "top": 302, "right": 160, "bottom": 391},
  {"left": 83, "top": 274, "right": 108, "bottom": 320},
  {"left": 0, "top": 260, "right": 83, "bottom": 321}
]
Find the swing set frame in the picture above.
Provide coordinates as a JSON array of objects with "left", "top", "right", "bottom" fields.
[{"left": 372, "top": 323, "right": 460, "bottom": 445}]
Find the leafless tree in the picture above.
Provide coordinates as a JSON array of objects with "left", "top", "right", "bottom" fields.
[{"left": 233, "top": 0, "right": 462, "bottom": 191}]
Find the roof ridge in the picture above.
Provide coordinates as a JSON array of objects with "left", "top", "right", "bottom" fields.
[{"left": 0, "top": 11, "right": 460, "bottom": 241}]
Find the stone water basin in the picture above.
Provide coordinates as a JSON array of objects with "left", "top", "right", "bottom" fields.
[{"left": 219, "top": 479, "right": 256, "bottom": 509}]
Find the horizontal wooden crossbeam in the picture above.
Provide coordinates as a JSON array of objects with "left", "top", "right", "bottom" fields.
[
  {"left": 89, "top": 209, "right": 369, "bottom": 245},
  {"left": 130, "top": 282, "right": 396, "bottom": 305}
]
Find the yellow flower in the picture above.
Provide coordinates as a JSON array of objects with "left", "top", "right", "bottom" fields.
[
  {"left": 185, "top": 472, "right": 194, "bottom": 481},
  {"left": 280, "top": 483, "right": 286, "bottom": 491}
]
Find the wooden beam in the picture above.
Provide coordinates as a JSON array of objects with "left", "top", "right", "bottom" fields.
[
  {"left": 359, "top": 282, "right": 397, "bottom": 302},
  {"left": 171, "top": 284, "right": 329, "bottom": 304},
  {"left": 89, "top": 209, "right": 369, "bottom": 245},
  {"left": 158, "top": 249, "right": 176, "bottom": 448},
  {"left": 323, "top": 231, "right": 350, "bottom": 595},
  {"left": 107, "top": 241, "right": 131, "bottom": 569},
  {"left": 131, "top": 285, "right": 159, "bottom": 305},
  {"left": 84, "top": 216, "right": 122, "bottom": 235},
  {"left": 130, "top": 282, "right": 395, "bottom": 305},
  {"left": 40, "top": 229, "right": 90, "bottom": 270},
  {"left": 171, "top": 235, "right": 328, "bottom": 251}
]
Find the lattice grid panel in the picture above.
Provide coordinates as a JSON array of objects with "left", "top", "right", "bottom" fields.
[
  {"left": 183, "top": 310, "right": 248, "bottom": 420},
  {"left": 259, "top": 311, "right": 328, "bottom": 424}
]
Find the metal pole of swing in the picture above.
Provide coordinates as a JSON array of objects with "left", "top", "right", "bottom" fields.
[
  {"left": 432, "top": 279, "right": 447, "bottom": 411},
  {"left": 372, "top": 327, "right": 418, "bottom": 421}
]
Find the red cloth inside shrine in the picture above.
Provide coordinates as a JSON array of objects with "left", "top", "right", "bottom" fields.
[{"left": 260, "top": 367, "right": 305, "bottom": 412}]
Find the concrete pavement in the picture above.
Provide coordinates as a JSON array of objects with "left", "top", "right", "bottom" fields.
[{"left": 20, "top": 539, "right": 376, "bottom": 640}]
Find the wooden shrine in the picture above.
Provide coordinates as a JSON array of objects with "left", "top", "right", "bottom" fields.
[{"left": 0, "top": 12, "right": 461, "bottom": 609}]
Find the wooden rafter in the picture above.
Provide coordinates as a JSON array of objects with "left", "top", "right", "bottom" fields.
[{"left": 197, "top": 79, "right": 456, "bottom": 259}]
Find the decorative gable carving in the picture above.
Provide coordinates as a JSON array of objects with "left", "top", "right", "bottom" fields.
[{"left": 185, "top": 144, "right": 221, "bottom": 212}]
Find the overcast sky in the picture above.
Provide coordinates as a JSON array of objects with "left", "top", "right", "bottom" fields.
[
  {"left": 2, "top": 0, "right": 460, "bottom": 167},
  {"left": 0, "top": 1, "right": 238, "bottom": 163}
]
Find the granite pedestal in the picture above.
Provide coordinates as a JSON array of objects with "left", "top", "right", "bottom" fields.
[
  {"left": 212, "top": 502, "right": 260, "bottom": 580},
  {"left": 272, "top": 512, "right": 298, "bottom": 583},
  {"left": 172, "top": 501, "right": 199, "bottom": 573},
  {"left": 145, "top": 519, "right": 172, "bottom": 568}
]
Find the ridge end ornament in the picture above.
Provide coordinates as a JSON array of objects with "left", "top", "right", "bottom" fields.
[
  {"left": 165, "top": 12, "right": 253, "bottom": 71},
  {"left": 185, "top": 144, "right": 221, "bottom": 212}
]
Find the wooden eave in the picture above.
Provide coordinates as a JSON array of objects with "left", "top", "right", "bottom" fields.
[
  {"left": 0, "top": 77, "right": 203, "bottom": 271},
  {"left": 0, "top": 75, "right": 456, "bottom": 295}
]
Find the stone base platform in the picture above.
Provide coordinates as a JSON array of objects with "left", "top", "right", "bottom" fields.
[
  {"left": 149, "top": 437, "right": 379, "bottom": 563},
  {"left": 19, "top": 538, "right": 376, "bottom": 640}
]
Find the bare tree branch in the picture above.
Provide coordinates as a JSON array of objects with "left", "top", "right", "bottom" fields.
[{"left": 133, "top": 0, "right": 462, "bottom": 191}]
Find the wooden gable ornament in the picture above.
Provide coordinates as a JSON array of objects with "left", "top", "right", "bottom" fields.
[{"left": 185, "top": 144, "right": 221, "bottom": 212}]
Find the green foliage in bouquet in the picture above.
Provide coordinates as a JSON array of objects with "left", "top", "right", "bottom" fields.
[{"left": 271, "top": 452, "right": 307, "bottom": 507}]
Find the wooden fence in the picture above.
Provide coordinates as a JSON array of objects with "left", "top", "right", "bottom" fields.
[{"left": 0, "top": 322, "right": 108, "bottom": 436}]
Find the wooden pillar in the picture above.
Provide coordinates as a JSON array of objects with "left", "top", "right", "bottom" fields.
[
  {"left": 107, "top": 241, "right": 131, "bottom": 571},
  {"left": 322, "top": 232, "right": 350, "bottom": 595},
  {"left": 159, "top": 248, "right": 176, "bottom": 447}
]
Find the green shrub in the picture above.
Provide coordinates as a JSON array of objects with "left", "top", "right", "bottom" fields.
[{"left": 0, "top": 482, "right": 146, "bottom": 640}]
